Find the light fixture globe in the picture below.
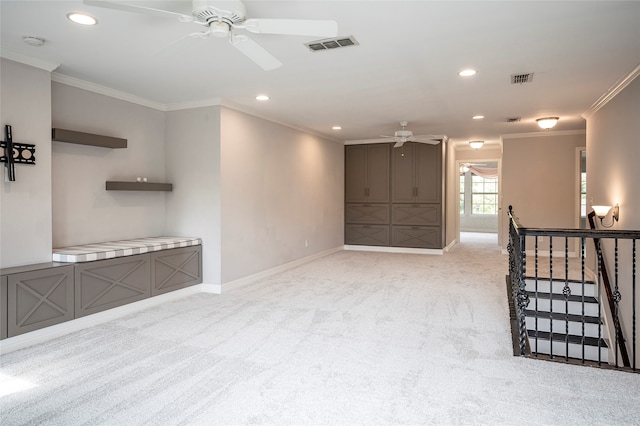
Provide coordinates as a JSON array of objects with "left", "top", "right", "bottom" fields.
[
  {"left": 536, "top": 117, "right": 559, "bottom": 129},
  {"left": 469, "top": 140, "right": 484, "bottom": 149}
]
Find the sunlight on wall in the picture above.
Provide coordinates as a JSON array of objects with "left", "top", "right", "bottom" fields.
[{"left": 0, "top": 372, "right": 37, "bottom": 397}]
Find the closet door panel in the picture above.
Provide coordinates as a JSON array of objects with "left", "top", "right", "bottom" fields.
[
  {"left": 345, "top": 145, "right": 367, "bottom": 202},
  {"left": 415, "top": 143, "right": 441, "bottom": 203},
  {"left": 391, "top": 144, "right": 415, "bottom": 203},
  {"left": 366, "top": 144, "right": 390, "bottom": 202}
]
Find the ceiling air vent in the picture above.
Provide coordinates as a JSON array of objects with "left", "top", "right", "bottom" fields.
[
  {"left": 511, "top": 73, "right": 534, "bottom": 84},
  {"left": 305, "top": 35, "right": 359, "bottom": 52},
  {"left": 506, "top": 117, "right": 521, "bottom": 123}
]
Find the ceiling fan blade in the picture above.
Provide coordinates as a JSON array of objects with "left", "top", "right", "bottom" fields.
[
  {"left": 152, "top": 31, "right": 208, "bottom": 57},
  {"left": 229, "top": 35, "right": 282, "bottom": 71},
  {"left": 241, "top": 19, "right": 338, "bottom": 37},
  {"left": 394, "top": 141, "right": 405, "bottom": 148},
  {"left": 83, "top": 0, "right": 193, "bottom": 21},
  {"left": 411, "top": 138, "right": 441, "bottom": 145}
]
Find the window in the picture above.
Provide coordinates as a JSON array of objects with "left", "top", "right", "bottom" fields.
[
  {"left": 459, "top": 174, "right": 465, "bottom": 214},
  {"left": 471, "top": 175, "right": 498, "bottom": 215}
]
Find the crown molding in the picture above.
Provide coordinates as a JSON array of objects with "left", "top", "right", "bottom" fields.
[
  {"left": 0, "top": 49, "right": 60, "bottom": 72},
  {"left": 50, "top": 72, "right": 341, "bottom": 143},
  {"left": 501, "top": 129, "right": 586, "bottom": 139},
  {"left": 51, "top": 73, "right": 166, "bottom": 110},
  {"left": 583, "top": 63, "right": 640, "bottom": 119}
]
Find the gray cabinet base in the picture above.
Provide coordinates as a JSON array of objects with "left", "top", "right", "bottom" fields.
[
  {"left": 151, "top": 246, "right": 202, "bottom": 296},
  {"left": 7, "top": 265, "right": 74, "bottom": 337}
]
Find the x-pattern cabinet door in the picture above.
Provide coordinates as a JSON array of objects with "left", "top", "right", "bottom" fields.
[{"left": 7, "top": 265, "right": 74, "bottom": 337}]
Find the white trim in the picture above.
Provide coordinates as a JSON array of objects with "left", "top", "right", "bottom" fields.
[
  {"left": 445, "top": 239, "right": 457, "bottom": 252},
  {"left": 501, "top": 129, "right": 586, "bottom": 140},
  {"left": 0, "top": 285, "right": 204, "bottom": 355},
  {"left": 583, "top": 63, "right": 640, "bottom": 119},
  {"left": 0, "top": 49, "right": 60, "bottom": 72},
  {"left": 50, "top": 72, "right": 342, "bottom": 143},
  {"left": 200, "top": 283, "right": 222, "bottom": 294},
  {"left": 343, "top": 245, "right": 444, "bottom": 255},
  {"left": 51, "top": 73, "right": 166, "bottom": 110},
  {"left": 221, "top": 246, "right": 344, "bottom": 293}
]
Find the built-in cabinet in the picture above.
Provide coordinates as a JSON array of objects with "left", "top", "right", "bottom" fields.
[
  {"left": 0, "top": 245, "right": 202, "bottom": 339},
  {"left": 345, "top": 142, "right": 444, "bottom": 249}
]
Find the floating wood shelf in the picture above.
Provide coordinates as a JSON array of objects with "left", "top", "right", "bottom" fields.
[
  {"left": 106, "top": 181, "right": 172, "bottom": 191},
  {"left": 52, "top": 128, "right": 127, "bottom": 149}
]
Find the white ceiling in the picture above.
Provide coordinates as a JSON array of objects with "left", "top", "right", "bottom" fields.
[{"left": 2, "top": 1, "right": 640, "bottom": 146}]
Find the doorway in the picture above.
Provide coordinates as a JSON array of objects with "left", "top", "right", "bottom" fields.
[{"left": 458, "top": 161, "right": 499, "bottom": 243}]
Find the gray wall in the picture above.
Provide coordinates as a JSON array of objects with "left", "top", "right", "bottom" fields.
[
  {"left": 51, "top": 82, "right": 166, "bottom": 247},
  {"left": 220, "top": 107, "right": 344, "bottom": 284},
  {"left": 164, "top": 106, "right": 222, "bottom": 285},
  {"left": 501, "top": 132, "right": 586, "bottom": 251},
  {"left": 0, "top": 59, "right": 53, "bottom": 268},
  {"left": 586, "top": 73, "right": 640, "bottom": 360}
]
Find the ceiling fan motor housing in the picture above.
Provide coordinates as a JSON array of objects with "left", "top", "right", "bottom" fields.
[
  {"left": 395, "top": 129, "right": 413, "bottom": 138},
  {"left": 193, "top": 0, "right": 247, "bottom": 25}
]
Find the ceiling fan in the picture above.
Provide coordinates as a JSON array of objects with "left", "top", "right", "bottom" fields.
[
  {"left": 83, "top": 0, "right": 339, "bottom": 70},
  {"left": 378, "top": 121, "right": 442, "bottom": 148}
]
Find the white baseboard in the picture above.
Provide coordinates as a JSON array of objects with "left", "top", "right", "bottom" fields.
[
  {"left": 445, "top": 239, "right": 457, "bottom": 252},
  {"left": 220, "top": 246, "right": 344, "bottom": 293},
  {"left": 0, "top": 285, "right": 204, "bottom": 355},
  {"left": 343, "top": 245, "right": 444, "bottom": 255}
]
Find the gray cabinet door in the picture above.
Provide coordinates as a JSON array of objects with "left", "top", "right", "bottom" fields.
[
  {"left": 75, "top": 254, "right": 151, "bottom": 317},
  {"left": 392, "top": 143, "right": 441, "bottom": 203},
  {"left": 345, "top": 144, "right": 390, "bottom": 203},
  {"left": 366, "top": 144, "right": 390, "bottom": 202},
  {"left": 151, "top": 246, "right": 202, "bottom": 296},
  {"left": 345, "top": 203, "right": 390, "bottom": 224},
  {"left": 1, "top": 275, "right": 6, "bottom": 339},
  {"left": 415, "top": 143, "right": 441, "bottom": 203},
  {"left": 345, "top": 224, "right": 390, "bottom": 246},
  {"left": 345, "top": 145, "right": 368, "bottom": 202},
  {"left": 392, "top": 204, "right": 441, "bottom": 226},
  {"left": 7, "top": 265, "right": 74, "bottom": 337},
  {"left": 391, "top": 226, "right": 441, "bottom": 249}
]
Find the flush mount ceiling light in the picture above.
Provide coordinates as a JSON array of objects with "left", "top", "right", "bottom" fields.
[
  {"left": 332, "top": 126, "right": 342, "bottom": 130},
  {"left": 458, "top": 69, "right": 477, "bottom": 77},
  {"left": 536, "top": 117, "right": 559, "bottom": 129},
  {"left": 469, "top": 140, "right": 484, "bottom": 149},
  {"left": 472, "top": 115, "right": 484, "bottom": 120},
  {"left": 255, "top": 95, "right": 269, "bottom": 101},
  {"left": 67, "top": 12, "right": 97, "bottom": 26}
]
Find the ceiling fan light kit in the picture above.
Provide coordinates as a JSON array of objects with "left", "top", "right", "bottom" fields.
[{"left": 83, "top": 0, "right": 338, "bottom": 70}]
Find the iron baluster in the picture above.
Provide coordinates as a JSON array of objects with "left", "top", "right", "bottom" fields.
[
  {"left": 563, "top": 237, "right": 570, "bottom": 361},
  {"left": 549, "top": 236, "right": 553, "bottom": 359},
  {"left": 614, "top": 239, "right": 620, "bottom": 368},
  {"left": 581, "top": 237, "right": 586, "bottom": 364}
]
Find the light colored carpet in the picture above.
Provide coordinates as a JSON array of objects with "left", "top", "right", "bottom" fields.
[{"left": 1, "top": 233, "right": 639, "bottom": 425}]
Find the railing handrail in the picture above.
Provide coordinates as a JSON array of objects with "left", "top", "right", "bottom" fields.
[
  {"left": 507, "top": 205, "right": 636, "bottom": 369},
  {"left": 507, "top": 206, "right": 640, "bottom": 239}
]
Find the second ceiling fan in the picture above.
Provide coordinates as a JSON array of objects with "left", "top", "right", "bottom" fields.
[{"left": 84, "top": 0, "right": 339, "bottom": 70}]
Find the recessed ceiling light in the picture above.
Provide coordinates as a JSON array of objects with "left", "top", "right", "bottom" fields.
[
  {"left": 472, "top": 115, "right": 484, "bottom": 120},
  {"left": 332, "top": 126, "right": 342, "bottom": 130},
  {"left": 458, "top": 69, "right": 477, "bottom": 77},
  {"left": 256, "top": 95, "right": 269, "bottom": 101},
  {"left": 67, "top": 12, "right": 97, "bottom": 26}
]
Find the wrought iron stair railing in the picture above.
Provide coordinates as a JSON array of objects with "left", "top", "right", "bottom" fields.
[{"left": 507, "top": 206, "right": 639, "bottom": 371}]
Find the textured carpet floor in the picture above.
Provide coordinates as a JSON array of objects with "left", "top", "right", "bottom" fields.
[{"left": 1, "top": 233, "right": 639, "bottom": 425}]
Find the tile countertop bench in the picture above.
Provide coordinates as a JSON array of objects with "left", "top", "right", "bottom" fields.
[{"left": 52, "top": 236, "right": 202, "bottom": 263}]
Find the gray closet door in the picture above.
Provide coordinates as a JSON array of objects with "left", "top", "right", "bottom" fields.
[
  {"left": 151, "top": 246, "right": 202, "bottom": 296},
  {"left": 391, "top": 143, "right": 417, "bottom": 203},
  {"left": 365, "top": 144, "right": 390, "bottom": 202},
  {"left": 1, "top": 275, "right": 7, "bottom": 339},
  {"left": 75, "top": 254, "right": 151, "bottom": 317},
  {"left": 7, "top": 265, "right": 74, "bottom": 337},
  {"left": 345, "top": 144, "right": 390, "bottom": 203},
  {"left": 345, "top": 145, "right": 368, "bottom": 202},
  {"left": 415, "top": 143, "right": 441, "bottom": 203}
]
